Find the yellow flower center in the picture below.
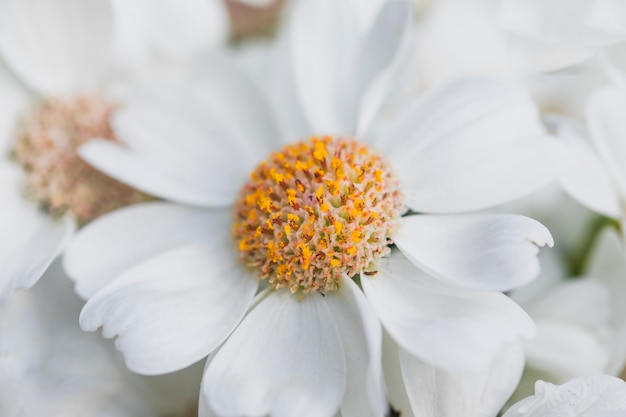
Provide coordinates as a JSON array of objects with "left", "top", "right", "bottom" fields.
[
  {"left": 12, "top": 94, "right": 152, "bottom": 225},
  {"left": 233, "top": 135, "right": 403, "bottom": 295}
]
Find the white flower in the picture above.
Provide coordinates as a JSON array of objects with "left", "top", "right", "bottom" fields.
[
  {"left": 0, "top": 0, "right": 231, "bottom": 299},
  {"left": 64, "top": 0, "right": 568, "bottom": 415},
  {"left": 503, "top": 375, "right": 626, "bottom": 417}
]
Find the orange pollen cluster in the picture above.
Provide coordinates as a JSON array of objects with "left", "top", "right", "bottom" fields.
[
  {"left": 233, "top": 136, "right": 404, "bottom": 295},
  {"left": 12, "top": 94, "right": 152, "bottom": 225}
]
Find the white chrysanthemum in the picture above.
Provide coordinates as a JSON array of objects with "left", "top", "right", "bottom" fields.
[
  {"left": 0, "top": 0, "right": 232, "bottom": 299},
  {"left": 503, "top": 375, "right": 626, "bottom": 417},
  {"left": 64, "top": 0, "right": 569, "bottom": 416}
]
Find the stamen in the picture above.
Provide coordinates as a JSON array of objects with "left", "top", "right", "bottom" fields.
[{"left": 233, "top": 136, "right": 403, "bottom": 295}]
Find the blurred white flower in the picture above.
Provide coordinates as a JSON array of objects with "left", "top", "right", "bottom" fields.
[
  {"left": 0, "top": 261, "right": 157, "bottom": 417},
  {"left": 507, "top": 228, "right": 626, "bottom": 406},
  {"left": 0, "top": 0, "right": 232, "bottom": 299},
  {"left": 503, "top": 375, "right": 626, "bottom": 417},
  {"left": 63, "top": 0, "right": 569, "bottom": 415}
]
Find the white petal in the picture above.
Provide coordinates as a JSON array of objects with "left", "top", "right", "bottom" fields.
[
  {"left": 355, "top": 0, "right": 414, "bottom": 136},
  {"left": 557, "top": 118, "right": 621, "bottom": 218},
  {"left": 81, "top": 60, "right": 279, "bottom": 206},
  {"left": 80, "top": 139, "right": 238, "bottom": 207},
  {"left": 525, "top": 321, "right": 610, "bottom": 379},
  {"left": 325, "top": 277, "right": 386, "bottom": 417},
  {"left": 0, "top": 0, "right": 113, "bottom": 95},
  {"left": 381, "top": 332, "right": 415, "bottom": 417},
  {"left": 63, "top": 202, "right": 229, "bottom": 299},
  {"left": 79, "top": 244, "right": 257, "bottom": 375},
  {"left": 286, "top": 0, "right": 359, "bottom": 133},
  {"left": 202, "top": 289, "right": 346, "bottom": 417},
  {"left": 0, "top": 64, "right": 31, "bottom": 154},
  {"left": 395, "top": 214, "right": 553, "bottom": 292},
  {"left": 586, "top": 86, "right": 626, "bottom": 200},
  {"left": 502, "top": 375, "right": 626, "bottom": 417},
  {"left": 0, "top": 165, "right": 75, "bottom": 298},
  {"left": 111, "top": 0, "right": 228, "bottom": 68},
  {"left": 361, "top": 253, "right": 535, "bottom": 373},
  {"left": 376, "top": 78, "right": 570, "bottom": 212},
  {"left": 400, "top": 341, "right": 525, "bottom": 417}
]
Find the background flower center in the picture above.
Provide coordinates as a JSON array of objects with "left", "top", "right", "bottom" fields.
[{"left": 12, "top": 94, "right": 152, "bottom": 225}]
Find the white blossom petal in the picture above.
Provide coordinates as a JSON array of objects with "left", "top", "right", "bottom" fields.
[
  {"left": 557, "top": 120, "right": 621, "bottom": 218},
  {"left": 375, "top": 78, "right": 569, "bottom": 212},
  {"left": 286, "top": 0, "right": 359, "bottom": 133},
  {"left": 79, "top": 244, "right": 257, "bottom": 375},
  {"left": 111, "top": 0, "right": 228, "bottom": 68},
  {"left": 325, "top": 277, "right": 386, "bottom": 417},
  {"left": 0, "top": 0, "right": 114, "bottom": 95},
  {"left": 400, "top": 341, "right": 525, "bottom": 417},
  {"left": 361, "top": 253, "right": 535, "bottom": 373},
  {"left": 354, "top": 0, "right": 413, "bottom": 135},
  {"left": 64, "top": 202, "right": 230, "bottom": 299},
  {"left": 202, "top": 289, "right": 346, "bottom": 417},
  {"left": 394, "top": 214, "right": 553, "bottom": 292},
  {"left": 0, "top": 165, "right": 75, "bottom": 299}
]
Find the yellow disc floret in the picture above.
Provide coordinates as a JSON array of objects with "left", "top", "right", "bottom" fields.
[{"left": 233, "top": 136, "right": 403, "bottom": 295}]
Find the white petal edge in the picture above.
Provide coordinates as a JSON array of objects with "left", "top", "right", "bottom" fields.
[
  {"left": 361, "top": 253, "right": 535, "bottom": 373},
  {"left": 394, "top": 214, "right": 553, "bottom": 292},
  {"left": 64, "top": 202, "right": 230, "bottom": 299},
  {"left": 325, "top": 277, "right": 386, "bottom": 417},
  {"left": 79, "top": 244, "right": 258, "bottom": 375},
  {"left": 201, "top": 289, "right": 346, "bottom": 417},
  {"left": 400, "top": 341, "right": 525, "bottom": 417},
  {"left": 0, "top": 0, "right": 113, "bottom": 95}
]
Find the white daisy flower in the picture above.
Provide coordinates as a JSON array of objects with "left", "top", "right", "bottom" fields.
[
  {"left": 0, "top": 0, "right": 232, "bottom": 299},
  {"left": 503, "top": 375, "right": 626, "bottom": 417},
  {"left": 64, "top": 0, "right": 569, "bottom": 415}
]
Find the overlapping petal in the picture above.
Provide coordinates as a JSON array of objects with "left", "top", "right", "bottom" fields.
[
  {"left": 64, "top": 202, "right": 230, "bottom": 299},
  {"left": 201, "top": 289, "right": 346, "bottom": 417},
  {"left": 362, "top": 253, "right": 535, "bottom": 373},
  {"left": 371, "top": 79, "right": 569, "bottom": 213},
  {"left": 400, "top": 342, "right": 525, "bottom": 417},
  {"left": 79, "top": 244, "right": 258, "bottom": 375}
]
